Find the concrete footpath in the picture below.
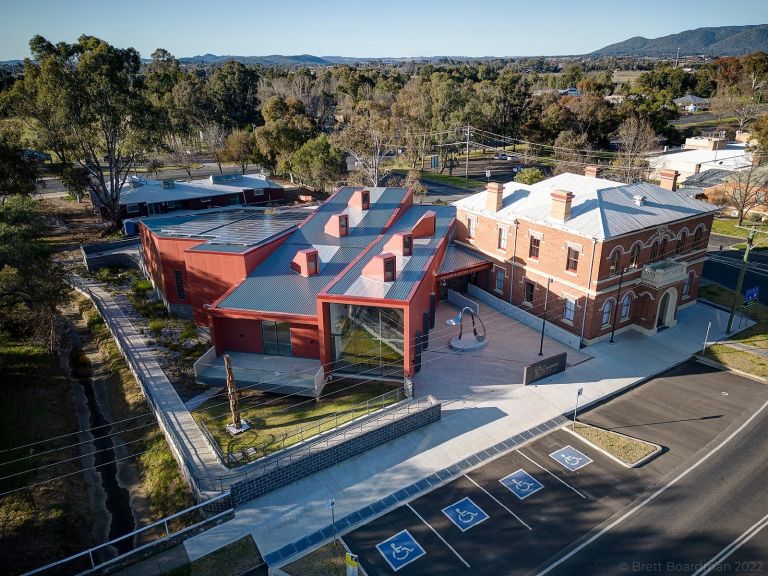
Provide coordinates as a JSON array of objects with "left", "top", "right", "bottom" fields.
[
  {"left": 72, "top": 275, "right": 229, "bottom": 492},
  {"left": 182, "top": 302, "right": 746, "bottom": 566}
]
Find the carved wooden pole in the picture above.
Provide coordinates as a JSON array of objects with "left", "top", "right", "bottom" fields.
[{"left": 224, "top": 354, "right": 241, "bottom": 430}]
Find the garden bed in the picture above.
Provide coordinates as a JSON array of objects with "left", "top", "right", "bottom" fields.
[
  {"left": 564, "top": 422, "right": 660, "bottom": 467},
  {"left": 283, "top": 541, "right": 347, "bottom": 576}
]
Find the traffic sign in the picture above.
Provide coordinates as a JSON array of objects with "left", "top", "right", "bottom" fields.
[
  {"left": 376, "top": 529, "right": 426, "bottom": 572},
  {"left": 441, "top": 496, "right": 489, "bottom": 532},
  {"left": 325, "top": 499, "right": 335, "bottom": 510},
  {"left": 550, "top": 445, "right": 593, "bottom": 471},
  {"left": 500, "top": 469, "right": 544, "bottom": 500},
  {"left": 744, "top": 286, "right": 759, "bottom": 304},
  {"left": 485, "top": 169, "right": 491, "bottom": 179}
]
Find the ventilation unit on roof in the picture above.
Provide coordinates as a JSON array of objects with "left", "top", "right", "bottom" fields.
[
  {"left": 161, "top": 180, "right": 175, "bottom": 189},
  {"left": 349, "top": 189, "right": 370, "bottom": 211},
  {"left": 633, "top": 194, "right": 646, "bottom": 206},
  {"left": 362, "top": 253, "right": 396, "bottom": 282}
]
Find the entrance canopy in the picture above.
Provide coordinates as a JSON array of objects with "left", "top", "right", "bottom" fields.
[{"left": 437, "top": 244, "right": 492, "bottom": 280}]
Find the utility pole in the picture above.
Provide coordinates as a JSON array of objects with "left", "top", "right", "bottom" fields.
[
  {"left": 726, "top": 228, "right": 756, "bottom": 334},
  {"left": 465, "top": 126, "right": 470, "bottom": 179},
  {"left": 539, "top": 278, "right": 552, "bottom": 356}
]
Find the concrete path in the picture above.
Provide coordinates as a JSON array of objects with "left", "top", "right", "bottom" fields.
[
  {"left": 72, "top": 275, "right": 229, "bottom": 493},
  {"left": 182, "top": 302, "right": 747, "bottom": 565},
  {"left": 719, "top": 339, "right": 768, "bottom": 358}
]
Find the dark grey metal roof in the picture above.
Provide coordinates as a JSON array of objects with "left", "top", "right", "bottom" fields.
[
  {"left": 438, "top": 244, "right": 492, "bottom": 276},
  {"left": 681, "top": 168, "right": 732, "bottom": 189},
  {"left": 325, "top": 205, "right": 456, "bottom": 300},
  {"left": 140, "top": 208, "right": 308, "bottom": 250}
]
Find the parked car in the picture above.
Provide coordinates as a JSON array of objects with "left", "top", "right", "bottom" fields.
[{"left": 494, "top": 153, "right": 509, "bottom": 160}]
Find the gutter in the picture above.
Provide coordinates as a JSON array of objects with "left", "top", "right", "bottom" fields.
[{"left": 580, "top": 237, "right": 598, "bottom": 345}]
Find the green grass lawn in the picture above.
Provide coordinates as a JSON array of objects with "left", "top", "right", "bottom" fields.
[
  {"left": 698, "top": 284, "right": 768, "bottom": 350},
  {"left": 711, "top": 218, "right": 768, "bottom": 239},
  {"left": 193, "top": 380, "right": 402, "bottom": 461},
  {"left": 392, "top": 169, "right": 484, "bottom": 191},
  {"left": 704, "top": 344, "right": 768, "bottom": 378}
]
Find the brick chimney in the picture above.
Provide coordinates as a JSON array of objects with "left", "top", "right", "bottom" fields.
[
  {"left": 362, "top": 253, "right": 396, "bottom": 282},
  {"left": 485, "top": 182, "right": 504, "bottom": 212},
  {"left": 324, "top": 213, "right": 349, "bottom": 237},
  {"left": 291, "top": 248, "right": 319, "bottom": 277},
  {"left": 659, "top": 169, "right": 679, "bottom": 191},
  {"left": 584, "top": 165, "right": 599, "bottom": 178},
  {"left": 349, "top": 189, "right": 370, "bottom": 210},
  {"left": 550, "top": 190, "right": 574, "bottom": 221}
]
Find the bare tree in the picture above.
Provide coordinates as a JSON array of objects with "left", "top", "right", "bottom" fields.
[
  {"left": 711, "top": 92, "right": 767, "bottom": 131},
  {"left": 613, "top": 115, "right": 658, "bottom": 183},
  {"left": 718, "top": 163, "right": 768, "bottom": 226},
  {"left": 199, "top": 122, "right": 228, "bottom": 174}
]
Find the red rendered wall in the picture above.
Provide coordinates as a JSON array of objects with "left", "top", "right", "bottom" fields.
[{"left": 211, "top": 316, "right": 263, "bottom": 354}]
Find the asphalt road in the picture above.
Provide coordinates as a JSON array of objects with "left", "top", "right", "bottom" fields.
[
  {"left": 342, "top": 361, "right": 768, "bottom": 576},
  {"left": 703, "top": 250, "right": 768, "bottom": 305}
]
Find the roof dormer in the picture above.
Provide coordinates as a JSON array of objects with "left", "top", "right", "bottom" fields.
[
  {"left": 291, "top": 248, "right": 319, "bottom": 277},
  {"left": 324, "top": 213, "right": 349, "bottom": 237},
  {"left": 349, "top": 189, "right": 370, "bottom": 211},
  {"left": 362, "top": 253, "right": 396, "bottom": 282},
  {"left": 384, "top": 232, "right": 413, "bottom": 256},
  {"left": 411, "top": 210, "right": 436, "bottom": 238}
]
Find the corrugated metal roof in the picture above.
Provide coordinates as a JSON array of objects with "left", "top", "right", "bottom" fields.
[
  {"left": 453, "top": 173, "right": 720, "bottom": 240},
  {"left": 681, "top": 168, "right": 732, "bottom": 188},
  {"left": 326, "top": 205, "right": 456, "bottom": 300},
  {"left": 438, "top": 244, "right": 491, "bottom": 276},
  {"left": 215, "top": 187, "right": 414, "bottom": 315},
  {"left": 120, "top": 174, "right": 282, "bottom": 205},
  {"left": 141, "top": 208, "right": 308, "bottom": 250}
]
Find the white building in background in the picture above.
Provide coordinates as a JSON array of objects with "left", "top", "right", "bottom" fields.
[{"left": 648, "top": 136, "right": 753, "bottom": 181}]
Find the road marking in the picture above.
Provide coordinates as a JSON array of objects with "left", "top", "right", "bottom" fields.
[
  {"left": 516, "top": 450, "right": 587, "bottom": 499},
  {"left": 464, "top": 474, "right": 533, "bottom": 530},
  {"left": 406, "top": 503, "right": 471, "bottom": 568},
  {"left": 691, "top": 511, "right": 768, "bottom": 576},
  {"left": 535, "top": 396, "right": 768, "bottom": 576}
]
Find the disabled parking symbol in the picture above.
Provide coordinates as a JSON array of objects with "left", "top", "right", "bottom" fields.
[
  {"left": 376, "top": 529, "right": 426, "bottom": 571},
  {"left": 500, "top": 469, "right": 544, "bottom": 500},
  {"left": 441, "top": 496, "right": 489, "bottom": 532},
  {"left": 550, "top": 445, "right": 593, "bottom": 471}
]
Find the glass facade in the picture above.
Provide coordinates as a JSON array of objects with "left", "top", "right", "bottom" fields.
[
  {"left": 329, "top": 304, "right": 404, "bottom": 376},
  {"left": 262, "top": 320, "right": 292, "bottom": 356}
]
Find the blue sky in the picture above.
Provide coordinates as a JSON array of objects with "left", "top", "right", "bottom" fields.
[{"left": 0, "top": 0, "right": 766, "bottom": 60}]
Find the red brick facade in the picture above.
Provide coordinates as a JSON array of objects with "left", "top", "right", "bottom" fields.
[{"left": 456, "top": 192, "right": 714, "bottom": 344}]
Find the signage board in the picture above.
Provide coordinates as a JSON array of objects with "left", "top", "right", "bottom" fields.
[{"left": 523, "top": 352, "right": 567, "bottom": 385}]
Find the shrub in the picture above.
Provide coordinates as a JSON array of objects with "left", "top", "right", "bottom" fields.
[
  {"left": 749, "top": 211, "right": 764, "bottom": 223},
  {"left": 132, "top": 278, "right": 153, "bottom": 297},
  {"left": 180, "top": 322, "right": 198, "bottom": 341},
  {"left": 148, "top": 318, "right": 165, "bottom": 335}
]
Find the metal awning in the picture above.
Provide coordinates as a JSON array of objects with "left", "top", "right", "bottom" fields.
[{"left": 437, "top": 244, "right": 493, "bottom": 279}]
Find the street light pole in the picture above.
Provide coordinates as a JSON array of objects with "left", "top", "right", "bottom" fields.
[
  {"left": 609, "top": 267, "right": 626, "bottom": 344},
  {"left": 726, "top": 228, "right": 755, "bottom": 334},
  {"left": 465, "top": 126, "right": 470, "bottom": 179},
  {"left": 539, "top": 278, "right": 552, "bottom": 356}
]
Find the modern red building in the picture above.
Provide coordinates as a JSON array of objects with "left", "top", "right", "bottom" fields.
[{"left": 138, "top": 207, "right": 310, "bottom": 323}]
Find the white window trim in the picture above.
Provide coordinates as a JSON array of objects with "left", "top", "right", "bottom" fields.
[{"left": 493, "top": 266, "right": 505, "bottom": 293}]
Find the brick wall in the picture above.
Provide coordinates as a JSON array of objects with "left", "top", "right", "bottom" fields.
[{"left": 230, "top": 399, "right": 441, "bottom": 506}]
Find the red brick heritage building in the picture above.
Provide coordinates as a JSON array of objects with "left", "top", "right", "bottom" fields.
[{"left": 453, "top": 168, "right": 719, "bottom": 344}]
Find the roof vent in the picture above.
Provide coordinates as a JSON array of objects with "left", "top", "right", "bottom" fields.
[
  {"left": 324, "top": 213, "right": 349, "bottom": 237},
  {"left": 349, "top": 189, "right": 370, "bottom": 211},
  {"left": 362, "top": 253, "right": 396, "bottom": 282},
  {"left": 291, "top": 248, "right": 319, "bottom": 277},
  {"left": 384, "top": 232, "right": 413, "bottom": 256},
  {"left": 633, "top": 194, "right": 646, "bottom": 206},
  {"left": 411, "top": 210, "right": 436, "bottom": 238}
]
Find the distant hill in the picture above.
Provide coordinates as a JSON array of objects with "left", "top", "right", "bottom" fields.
[{"left": 591, "top": 24, "right": 768, "bottom": 57}]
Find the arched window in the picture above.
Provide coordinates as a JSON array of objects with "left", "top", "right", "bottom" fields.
[
  {"left": 659, "top": 237, "right": 668, "bottom": 260},
  {"left": 602, "top": 300, "right": 613, "bottom": 326},
  {"left": 693, "top": 228, "right": 704, "bottom": 250},
  {"left": 609, "top": 249, "right": 620, "bottom": 276},
  {"left": 683, "top": 272, "right": 693, "bottom": 296},
  {"left": 629, "top": 244, "right": 640, "bottom": 268},
  {"left": 650, "top": 241, "right": 659, "bottom": 263},
  {"left": 676, "top": 232, "right": 687, "bottom": 255},
  {"left": 621, "top": 294, "right": 631, "bottom": 320}
]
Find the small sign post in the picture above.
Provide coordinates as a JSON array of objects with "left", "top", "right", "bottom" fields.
[
  {"left": 573, "top": 387, "right": 583, "bottom": 425},
  {"left": 326, "top": 499, "right": 336, "bottom": 543},
  {"left": 485, "top": 168, "right": 491, "bottom": 182},
  {"left": 345, "top": 553, "right": 359, "bottom": 576}
]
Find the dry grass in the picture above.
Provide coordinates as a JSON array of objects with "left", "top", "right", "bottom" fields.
[
  {"left": 698, "top": 284, "right": 768, "bottom": 351},
  {"left": 284, "top": 541, "right": 347, "bottom": 576},
  {"left": 165, "top": 535, "right": 263, "bottom": 576},
  {"left": 567, "top": 422, "right": 657, "bottom": 465},
  {"left": 704, "top": 345, "right": 768, "bottom": 378}
]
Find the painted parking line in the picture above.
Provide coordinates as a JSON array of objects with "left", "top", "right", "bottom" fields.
[
  {"left": 375, "top": 529, "right": 427, "bottom": 572},
  {"left": 550, "top": 445, "right": 593, "bottom": 472},
  {"left": 441, "top": 497, "right": 489, "bottom": 533},
  {"left": 692, "top": 511, "right": 768, "bottom": 576},
  {"left": 406, "top": 503, "right": 471, "bottom": 568},
  {"left": 500, "top": 469, "right": 544, "bottom": 501},
  {"left": 516, "top": 450, "right": 587, "bottom": 499},
  {"left": 463, "top": 474, "right": 532, "bottom": 530}
]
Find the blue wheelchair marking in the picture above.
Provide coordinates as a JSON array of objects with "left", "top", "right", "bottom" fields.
[
  {"left": 441, "top": 496, "right": 489, "bottom": 532},
  {"left": 375, "top": 529, "right": 426, "bottom": 572},
  {"left": 499, "top": 469, "right": 544, "bottom": 500},
  {"left": 550, "top": 445, "right": 593, "bottom": 471}
]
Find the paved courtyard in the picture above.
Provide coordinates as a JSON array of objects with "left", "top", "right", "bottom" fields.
[{"left": 416, "top": 302, "right": 592, "bottom": 403}]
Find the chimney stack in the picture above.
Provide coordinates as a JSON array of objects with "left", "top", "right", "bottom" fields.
[
  {"left": 485, "top": 182, "right": 504, "bottom": 213},
  {"left": 659, "top": 169, "right": 679, "bottom": 191},
  {"left": 550, "top": 190, "right": 574, "bottom": 221},
  {"left": 584, "top": 165, "right": 599, "bottom": 178}
]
